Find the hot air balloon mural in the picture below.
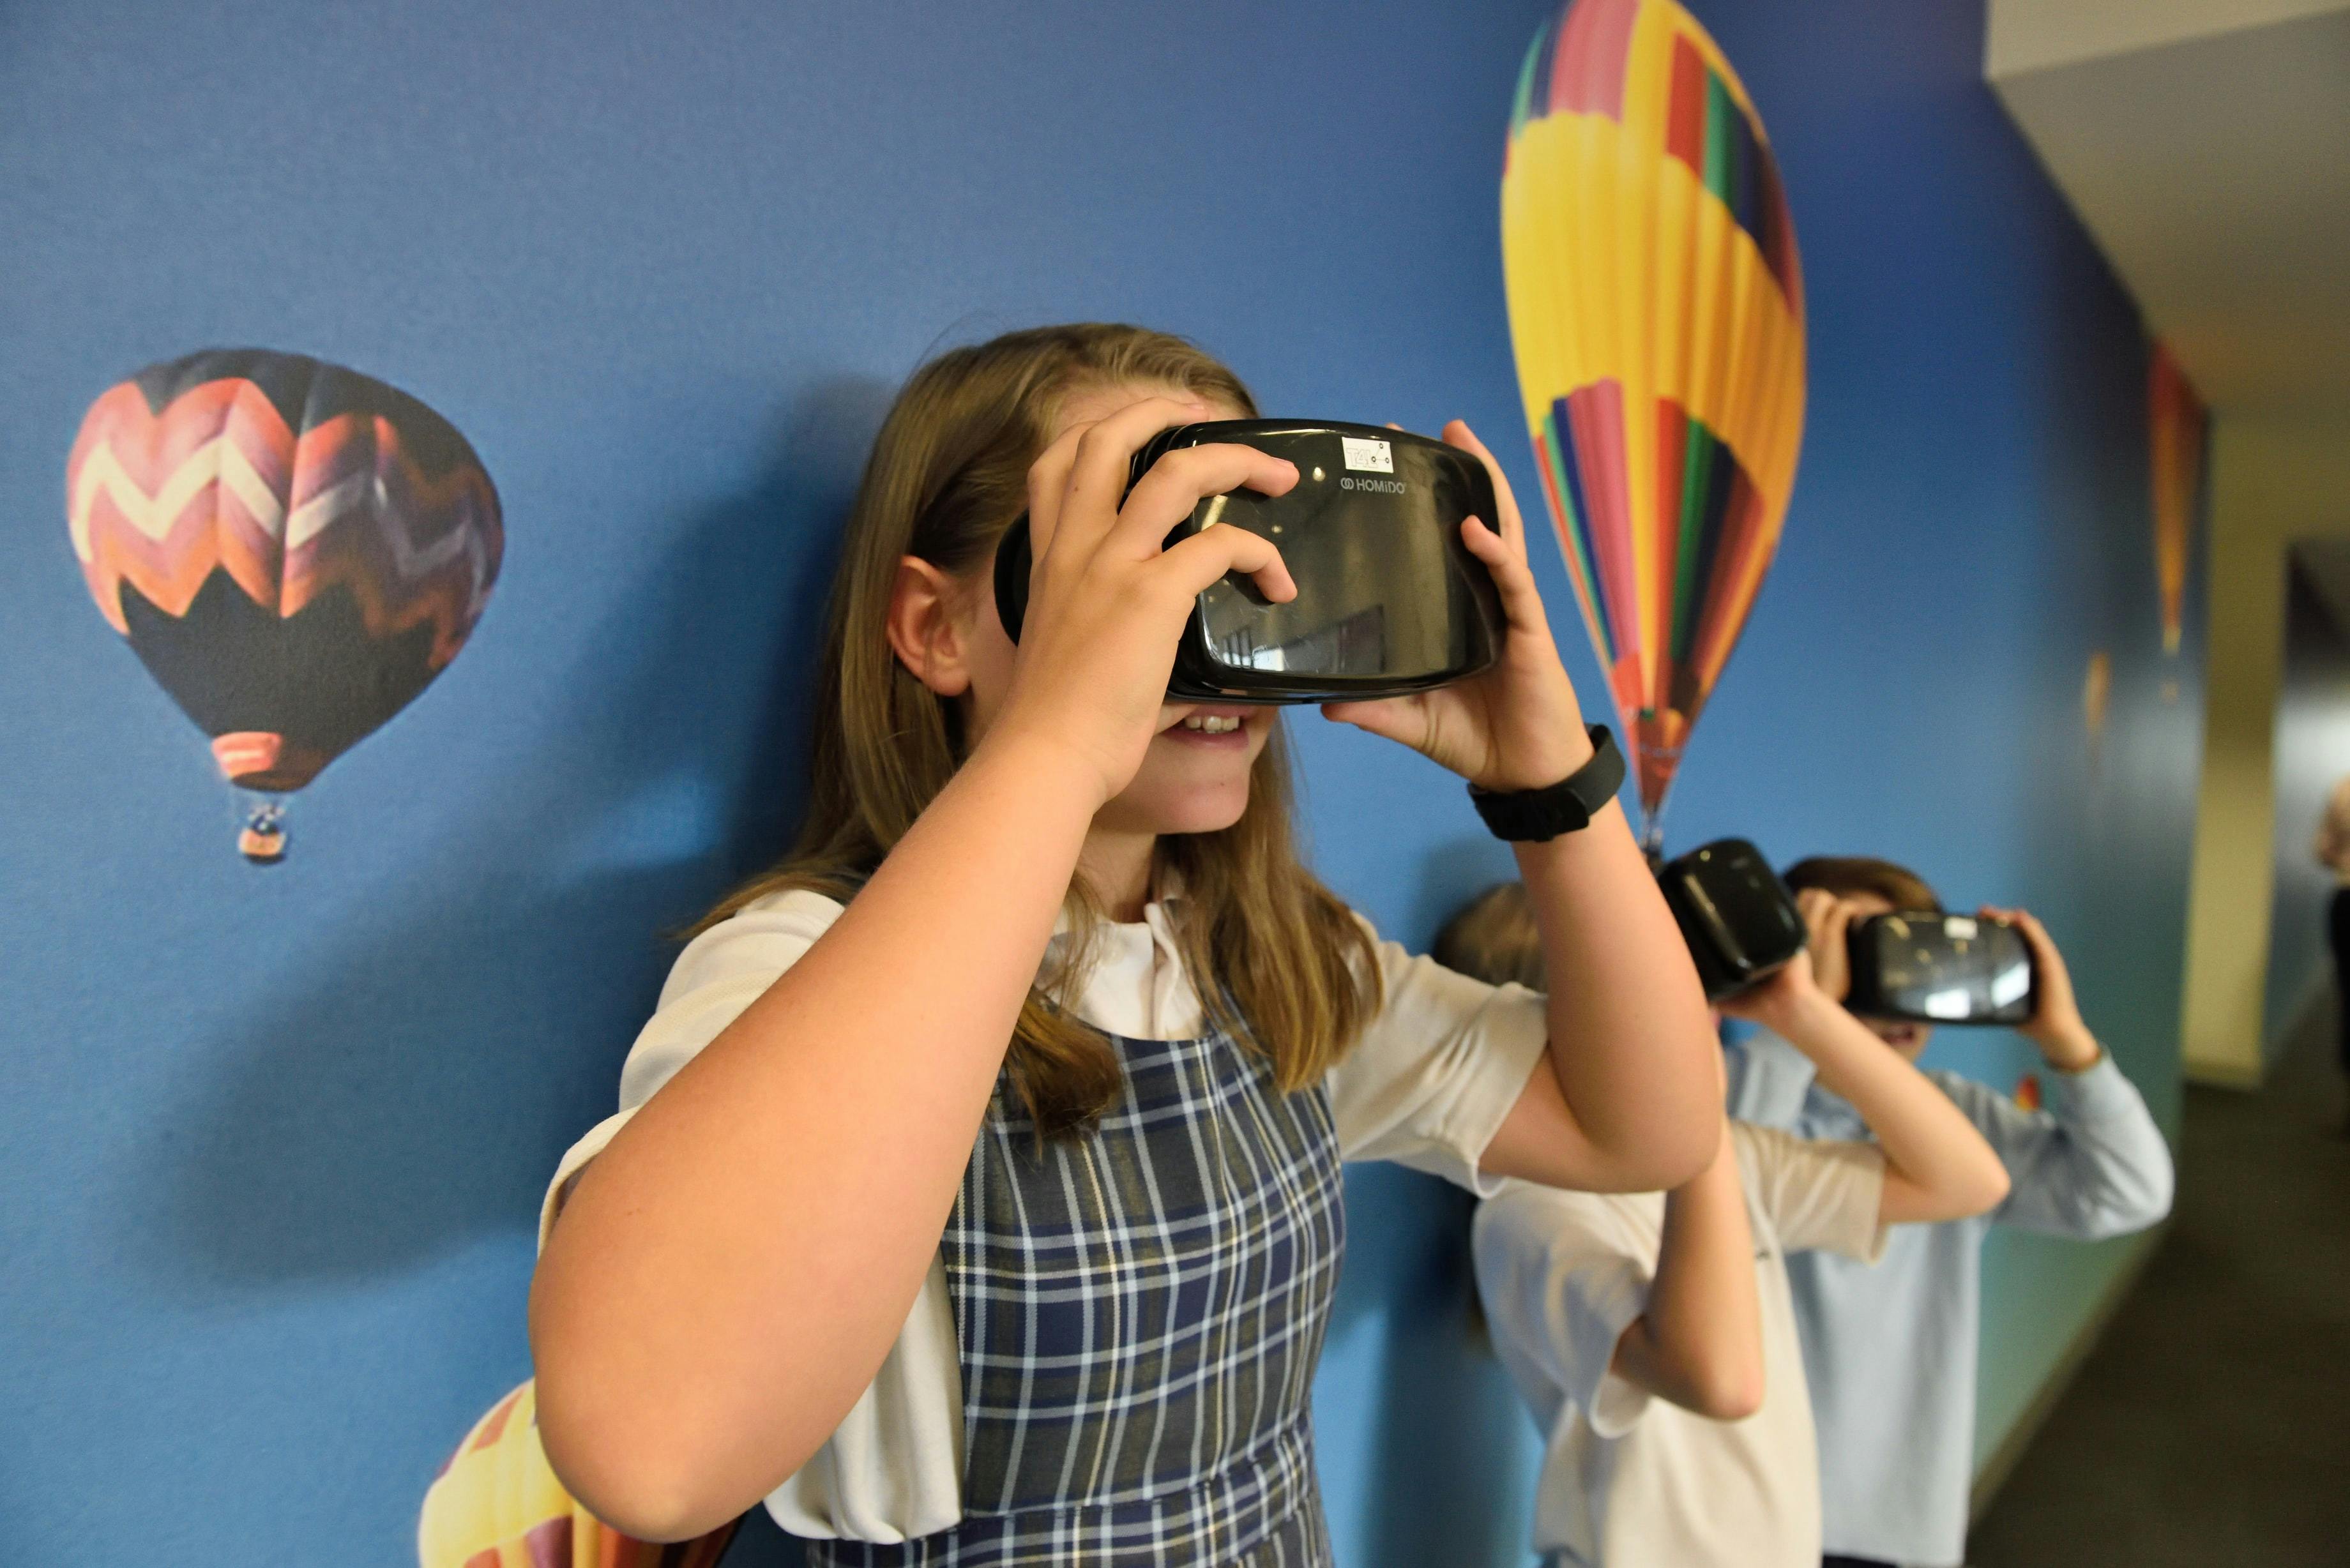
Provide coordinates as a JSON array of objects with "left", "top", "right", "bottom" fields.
[
  {"left": 66, "top": 348, "right": 501, "bottom": 862},
  {"left": 2148, "top": 340, "right": 2206, "bottom": 661},
  {"left": 420, "top": 1380, "right": 741, "bottom": 1568},
  {"left": 1501, "top": 0, "right": 1807, "bottom": 852},
  {"left": 2083, "top": 648, "right": 2113, "bottom": 764}
]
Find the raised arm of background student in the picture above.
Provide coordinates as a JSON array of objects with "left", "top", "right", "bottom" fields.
[
  {"left": 1607, "top": 1117, "right": 1767, "bottom": 1421},
  {"left": 1722, "top": 895, "right": 2010, "bottom": 1225},
  {"left": 1938, "top": 907, "right": 2173, "bottom": 1237}
]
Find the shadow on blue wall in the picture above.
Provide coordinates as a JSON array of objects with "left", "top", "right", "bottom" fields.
[
  {"left": 134, "top": 378, "right": 888, "bottom": 1292},
  {"left": 1328, "top": 1166, "right": 1531, "bottom": 1568},
  {"left": 1337, "top": 840, "right": 1538, "bottom": 1565}
]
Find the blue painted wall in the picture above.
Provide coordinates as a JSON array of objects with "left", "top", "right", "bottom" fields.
[{"left": 0, "top": 1, "right": 2190, "bottom": 1563}]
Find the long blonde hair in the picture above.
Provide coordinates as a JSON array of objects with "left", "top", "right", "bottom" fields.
[{"left": 699, "top": 324, "right": 1382, "bottom": 1135}]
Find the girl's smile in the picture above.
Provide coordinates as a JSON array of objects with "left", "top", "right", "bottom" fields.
[{"left": 1160, "top": 704, "right": 1260, "bottom": 749}]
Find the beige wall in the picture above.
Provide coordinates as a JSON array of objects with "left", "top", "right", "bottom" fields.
[{"left": 2180, "top": 416, "right": 2350, "bottom": 1084}]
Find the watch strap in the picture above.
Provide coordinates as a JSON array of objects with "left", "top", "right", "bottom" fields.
[{"left": 1468, "top": 725, "right": 1625, "bottom": 841}]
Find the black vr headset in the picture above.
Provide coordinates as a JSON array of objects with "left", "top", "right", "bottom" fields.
[
  {"left": 994, "top": 419, "right": 1507, "bottom": 703},
  {"left": 1656, "top": 838, "right": 2041, "bottom": 1025},
  {"left": 1658, "top": 839, "right": 1809, "bottom": 1001},
  {"left": 1846, "top": 911, "right": 2037, "bottom": 1027}
]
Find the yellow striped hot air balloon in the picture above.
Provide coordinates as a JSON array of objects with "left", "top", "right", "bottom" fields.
[
  {"left": 419, "top": 1380, "right": 740, "bottom": 1568},
  {"left": 1501, "top": 0, "right": 1807, "bottom": 850}
]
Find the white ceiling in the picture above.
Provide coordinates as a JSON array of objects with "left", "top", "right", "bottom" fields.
[
  {"left": 1989, "top": 0, "right": 2350, "bottom": 73},
  {"left": 1987, "top": 0, "right": 2350, "bottom": 420}
]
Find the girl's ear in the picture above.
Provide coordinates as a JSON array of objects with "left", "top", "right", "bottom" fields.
[{"left": 886, "top": 555, "right": 974, "bottom": 697}]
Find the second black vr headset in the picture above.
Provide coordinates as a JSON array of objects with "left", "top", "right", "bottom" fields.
[
  {"left": 993, "top": 419, "right": 1507, "bottom": 703},
  {"left": 1656, "top": 838, "right": 2041, "bottom": 1026},
  {"left": 1658, "top": 839, "right": 1809, "bottom": 1001}
]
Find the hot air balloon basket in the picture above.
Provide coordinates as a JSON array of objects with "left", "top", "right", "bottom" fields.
[{"left": 236, "top": 801, "right": 287, "bottom": 865}]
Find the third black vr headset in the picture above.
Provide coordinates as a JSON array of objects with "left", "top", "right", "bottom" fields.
[
  {"left": 1846, "top": 912, "right": 2036, "bottom": 1026},
  {"left": 1656, "top": 838, "right": 2041, "bottom": 1025},
  {"left": 993, "top": 419, "right": 1507, "bottom": 703}
]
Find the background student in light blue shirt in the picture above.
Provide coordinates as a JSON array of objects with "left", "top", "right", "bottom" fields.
[{"left": 1724, "top": 855, "right": 2175, "bottom": 1568}]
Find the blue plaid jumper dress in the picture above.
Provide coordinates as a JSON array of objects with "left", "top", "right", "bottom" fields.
[{"left": 806, "top": 1020, "right": 1344, "bottom": 1566}]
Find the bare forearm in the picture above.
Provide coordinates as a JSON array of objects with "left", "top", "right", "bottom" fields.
[
  {"left": 530, "top": 734, "right": 1100, "bottom": 1536},
  {"left": 1613, "top": 1127, "right": 1762, "bottom": 1418},
  {"left": 1766, "top": 991, "right": 2007, "bottom": 1217},
  {"left": 2033, "top": 1019, "right": 2104, "bottom": 1073},
  {"left": 1517, "top": 805, "right": 1719, "bottom": 1191}
]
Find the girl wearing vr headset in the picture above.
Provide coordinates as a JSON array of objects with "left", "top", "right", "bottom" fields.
[{"left": 527, "top": 324, "right": 1722, "bottom": 1561}]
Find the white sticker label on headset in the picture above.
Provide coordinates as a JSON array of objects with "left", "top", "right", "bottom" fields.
[
  {"left": 1946, "top": 916, "right": 1978, "bottom": 939},
  {"left": 1341, "top": 436, "right": 1394, "bottom": 473}
]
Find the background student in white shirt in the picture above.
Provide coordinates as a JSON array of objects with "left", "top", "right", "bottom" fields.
[
  {"left": 1726, "top": 855, "right": 2175, "bottom": 1568},
  {"left": 524, "top": 324, "right": 1725, "bottom": 1562},
  {"left": 1446, "top": 883, "right": 2010, "bottom": 1568}
]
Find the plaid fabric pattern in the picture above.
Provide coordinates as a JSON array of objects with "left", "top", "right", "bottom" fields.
[{"left": 807, "top": 1025, "right": 1344, "bottom": 1567}]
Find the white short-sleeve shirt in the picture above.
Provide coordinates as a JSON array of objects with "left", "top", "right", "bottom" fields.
[
  {"left": 540, "top": 888, "right": 1550, "bottom": 1542},
  {"left": 1473, "top": 1122, "right": 1888, "bottom": 1568}
]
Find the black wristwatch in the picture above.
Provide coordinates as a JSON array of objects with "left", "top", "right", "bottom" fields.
[{"left": 1467, "top": 725, "right": 1626, "bottom": 842}]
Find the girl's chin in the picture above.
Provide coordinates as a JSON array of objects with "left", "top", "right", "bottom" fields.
[
  {"left": 1102, "top": 777, "right": 1254, "bottom": 838},
  {"left": 1131, "top": 797, "right": 1250, "bottom": 837},
  {"left": 1100, "top": 734, "right": 1265, "bottom": 835}
]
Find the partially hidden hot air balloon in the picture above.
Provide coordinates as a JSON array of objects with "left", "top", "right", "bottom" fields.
[
  {"left": 1501, "top": 0, "right": 1807, "bottom": 852},
  {"left": 2148, "top": 342, "right": 2206, "bottom": 660},
  {"left": 420, "top": 1380, "right": 741, "bottom": 1568},
  {"left": 66, "top": 348, "right": 501, "bottom": 862}
]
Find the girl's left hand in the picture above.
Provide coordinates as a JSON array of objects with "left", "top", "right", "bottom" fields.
[{"left": 1321, "top": 420, "right": 1593, "bottom": 791}]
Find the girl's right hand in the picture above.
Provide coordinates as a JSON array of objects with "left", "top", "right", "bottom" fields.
[{"left": 983, "top": 396, "right": 1300, "bottom": 806}]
